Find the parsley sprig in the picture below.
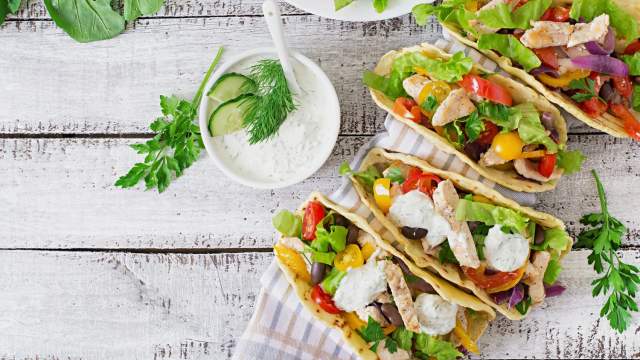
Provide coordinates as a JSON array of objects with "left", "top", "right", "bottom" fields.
[
  {"left": 568, "top": 78, "right": 605, "bottom": 103},
  {"left": 115, "top": 48, "right": 224, "bottom": 193},
  {"left": 576, "top": 170, "right": 640, "bottom": 333}
]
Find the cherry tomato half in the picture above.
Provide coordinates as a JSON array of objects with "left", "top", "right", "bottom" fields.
[
  {"left": 623, "top": 39, "right": 640, "bottom": 55},
  {"left": 610, "top": 103, "right": 640, "bottom": 141},
  {"left": 537, "top": 153, "right": 557, "bottom": 178},
  {"left": 460, "top": 74, "right": 513, "bottom": 106},
  {"left": 302, "top": 201, "right": 325, "bottom": 241},
  {"left": 392, "top": 97, "right": 420, "bottom": 122},
  {"left": 612, "top": 76, "right": 633, "bottom": 98},
  {"left": 476, "top": 121, "right": 500, "bottom": 145},
  {"left": 491, "top": 132, "right": 524, "bottom": 161},
  {"left": 579, "top": 97, "right": 608, "bottom": 118},
  {"left": 311, "top": 284, "right": 342, "bottom": 314},
  {"left": 416, "top": 173, "right": 442, "bottom": 197},
  {"left": 462, "top": 265, "right": 525, "bottom": 293},
  {"left": 533, "top": 47, "right": 559, "bottom": 70},
  {"left": 401, "top": 167, "right": 422, "bottom": 194},
  {"left": 540, "top": 6, "right": 570, "bottom": 22}
]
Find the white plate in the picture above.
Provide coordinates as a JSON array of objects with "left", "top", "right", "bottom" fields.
[
  {"left": 284, "top": 0, "right": 429, "bottom": 22},
  {"left": 198, "top": 48, "right": 340, "bottom": 189}
]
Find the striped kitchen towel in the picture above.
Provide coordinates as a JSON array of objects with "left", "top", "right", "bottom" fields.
[{"left": 232, "top": 38, "right": 539, "bottom": 360}]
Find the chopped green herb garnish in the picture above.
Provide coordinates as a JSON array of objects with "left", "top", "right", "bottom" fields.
[{"left": 421, "top": 95, "right": 438, "bottom": 112}]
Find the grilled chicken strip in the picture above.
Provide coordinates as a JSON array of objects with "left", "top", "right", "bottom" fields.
[
  {"left": 384, "top": 262, "right": 421, "bottom": 332},
  {"left": 479, "top": 147, "right": 510, "bottom": 167},
  {"left": 432, "top": 180, "right": 481, "bottom": 268},
  {"left": 375, "top": 341, "right": 411, "bottom": 360},
  {"left": 524, "top": 251, "right": 551, "bottom": 305},
  {"left": 432, "top": 88, "right": 477, "bottom": 127},
  {"left": 520, "top": 21, "right": 573, "bottom": 48},
  {"left": 567, "top": 14, "right": 610, "bottom": 48},
  {"left": 402, "top": 74, "right": 431, "bottom": 99},
  {"left": 514, "top": 158, "right": 563, "bottom": 182}
]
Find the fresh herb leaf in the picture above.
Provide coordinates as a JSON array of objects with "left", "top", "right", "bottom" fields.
[
  {"left": 384, "top": 337, "right": 398, "bottom": 353},
  {"left": 557, "top": 149, "right": 586, "bottom": 174},
  {"left": 438, "top": 242, "right": 459, "bottom": 265},
  {"left": 340, "top": 162, "right": 382, "bottom": 190},
  {"left": 576, "top": 170, "right": 640, "bottom": 333},
  {"left": 115, "top": 48, "right": 223, "bottom": 192},
  {"left": 464, "top": 111, "right": 485, "bottom": 142},
  {"left": 569, "top": 78, "right": 602, "bottom": 103},
  {"left": 414, "top": 332, "right": 462, "bottom": 360},
  {"left": 320, "top": 267, "right": 346, "bottom": 295},
  {"left": 421, "top": 95, "right": 438, "bottom": 112},
  {"left": 124, "top": 0, "right": 164, "bottom": 21},
  {"left": 385, "top": 167, "right": 405, "bottom": 184},
  {"left": 359, "top": 317, "right": 386, "bottom": 351},
  {"left": 272, "top": 210, "right": 302, "bottom": 237},
  {"left": 515, "top": 296, "right": 532, "bottom": 315},
  {"left": 391, "top": 327, "right": 414, "bottom": 351},
  {"left": 243, "top": 59, "right": 297, "bottom": 144},
  {"left": 544, "top": 258, "right": 562, "bottom": 285}
]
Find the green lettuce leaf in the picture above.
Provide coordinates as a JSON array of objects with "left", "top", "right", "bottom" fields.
[
  {"left": 464, "top": 111, "right": 485, "bottom": 142},
  {"left": 310, "top": 249, "right": 336, "bottom": 265},
  {"left": 321, "top": 267, "right": 346, "bottom": 295},
  {"left": 557, "top": 149, "right": 586, "bottom": 174},
  {"left": 570, "top": 0, "right": 639, "bottom": 43},
  {"left": 513, "top": 103, "right": 558, "bottom": 153},
  {"left": 476, "top": 101, "right": 522, "bottom": 131},
  {"left": 633, "top": 85, "right": 640, "bottom": 112},
  {"left": 544, "top": 258, "right": 562, "bottom": 285},
  {"left": 373, "top": 0, "right": 388, "bottom": 13},
  {"left": 531, "top": 227, "right": 572, "bottom": 256},
  {"left": 334, "top": 0, "right": 353, "bottom": 11},
  {"left": 340, "top": 162, "right": 382, "bottom": 190},
  {"left": 477, "top": 0, "right": 551, "bottom": 29},
  {"left": 478, "top": 34, "right": 542, "bottom": 72},
  {"left": 391, "top": 327, "right": 414, "bottom": 351},
  {"left": 455, "top": 198, "right": 530, "bottom": 235},
  {"left": 414, "top": 333, "right": 462, "bottom": 360},
  {"left": 621, "top": 53, "right": 640, "bottom": 76},
  {"left": 413, "top": 0, "right": 477, "bottom": 37},
  {"left": 316, "top": 225, "right": 348, "bottom": 253},
  {"left": 443, "top": 120, "right": 465, "bottom": 148},
  {"left": 272, "top": 210, "right": 302, "bottom": 237}
]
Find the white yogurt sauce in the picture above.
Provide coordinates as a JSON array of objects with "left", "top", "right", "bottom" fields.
[
  {"left": 333, "top": 258, "right": 388, "bottom": 312},
  {"left": 388, "top": 190, "right": 451, "bottom": 248},
  {"left": 484, "top": 225, "right": 530, "bottom": 272},
  {"left": 414, "top": 293, "right": 458, "bottom": 336},
  {"left": 210, "top": 56, "right": 336, "bottom": 184}
]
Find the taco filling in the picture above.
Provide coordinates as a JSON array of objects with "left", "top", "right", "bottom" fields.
[
  {"left": 413, "top": 0, "right": 640, "bottom": 140},
  {"left": 346, "top": 157, "right": 572, "bottom": 315},
  {"left": 273, "top": 198, "right": 491, "bottom": 359},
  {"left": 363, "top": 49, "right": 584, "bottom": 184}
]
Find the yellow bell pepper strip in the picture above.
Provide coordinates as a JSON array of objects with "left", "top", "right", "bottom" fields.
[
  {"left": 334, "top": 244, "right": 365, "bottom": 272},
  {"left": 454, "top": 319, "right": 479, "bottom": 354},
  {"left": 344, "top": 311, "right": 367, "bottom": 330},
  {"left": 383, "top": 325, "right": 396, "bottom": 336},
  {"left": 274, "top": 243, "right": 310, "bottom": 282},
  {"left": 537, "top": 69, "right": 590, "bottom": 88},
  {"left": 373, "top": 178, "right": 392, "bottom": 213},
  {"left": 360, "top": 242, "right": 376, "bottom": 261},
  {"left": 491, "top": 131, "right": 524, "bottom": 161},
  {"left": 518, "top": 150, "right": 547, "bottom": 159}
]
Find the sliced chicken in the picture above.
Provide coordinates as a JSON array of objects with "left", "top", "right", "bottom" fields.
[
  {"left": 524, "top": 251, "right": 551, "bottom": 305},
  {"left": 384, "top": 262, "right": 421, "bottom": 332},
  {"left": 375, "top": 341, "right": 411, "bottom": 360},
  {"left": 469, "top": 19, "right": 499, "bottom": 35},
  {"left": 356, "top": 305, "right": 390, "bottom": 327},
  {"left": 432, "top": 88, "right": 477, "bottom": 127},
  {"left": 567, "top": 14, "right": 610, "bottom": 47},
  {"left": 520, "top": 21, "right": 573, "bottom": 48},
  {"left": 402, "top": 74, "right": 431, "bottom": 100},
  {"left": 514, "top": 158, "right": 563, "bottom": 182},
  {"left": 432, "top": 180, "right": 481, "bottom": 269},
  {"left": 479, "top": 147, "right": 510, "bottom": 167}
]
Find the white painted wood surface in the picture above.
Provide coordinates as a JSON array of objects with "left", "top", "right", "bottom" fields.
[{"left": 0, "top": 1, "right": 639, "bottom": 359}]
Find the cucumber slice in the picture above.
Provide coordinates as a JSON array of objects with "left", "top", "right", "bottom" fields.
[
  {"left": 207, "top": 73, "right": 256, "bottom": 105},
  {"left": 208, "top": 94, "right": 256, "bottom": 136}
]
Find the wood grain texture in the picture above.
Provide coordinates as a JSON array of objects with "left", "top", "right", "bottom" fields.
[
  {"left": 1, "top": 134, "right": 638, "bottom": 249},
  {"left": 0, "top": 250, "right": 637, "bottom": 359}
]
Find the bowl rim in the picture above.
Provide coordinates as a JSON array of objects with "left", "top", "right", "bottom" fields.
[{"left": 198, "top": 47, "right": 341, "bottom": 189}]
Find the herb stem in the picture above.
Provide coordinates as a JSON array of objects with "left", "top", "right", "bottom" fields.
[{"left": 192, "top": 47, "right": 225, "bottom": 106}]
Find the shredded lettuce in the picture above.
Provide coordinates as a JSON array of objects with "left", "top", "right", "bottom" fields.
[
  {"left": 363, "top": 51, "right": 473, "bottom": 99},
  {"left": 414, "top": 332, "right": 463, "bottom": 360},
  {"left": 476, "top": 101, "right": 522, "bottom": 131},
  {"left": 477, "top": 0, "right": 551, "bottom": 30},
  {"left": 321, "top": 267, "right": 346, "bottom": 295},
  {"left": 315, "top": 224, "right": 348, "bottom": 253},
  {"left": 514, "top": 103, "right": 558, "bottom": 153},
  {"left": 556, "top": 149, "right": 586, "bottom": 174},
  {"left": 570, "top": 0, "right": 639, "bottom": 43},
  {"left": 455, "top": 198, "right": 530, "bottom": 235},
  {"left": 334, "top": 0, "right": 353, "bottom": 11},
  {"left": 413, "top": 0, "right": 478, "bottom": 37},
  {"left": 272, "top": 210, "right": 302, "bottom": 237},
  {"left": 478, "top": 34, "right": 542, "bottom": 72},
  {"left": 633, "top": 85, "right": 640, "bottom": 112},
  {"left": 544, "top": 258, "right": 562, "bottom": 285},
  {"left": 340, "top": 162, "right": 382, "bottom": 190},
  {"left": 531, "top": 227, "right": 572, "bottom": 256},
  {"left": 621, "top": 53, "right": 640, "bottom": 76}
]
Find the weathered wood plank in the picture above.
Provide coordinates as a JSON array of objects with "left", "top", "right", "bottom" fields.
[
  {"left": 1, "top": 134, "right": 638, "bottom": 249},
  {"left": 0, "top": 16, "right": 440, "bottom": 136},
  {"left": 0, "top": 250, "right": 637, "bottom": 359}
]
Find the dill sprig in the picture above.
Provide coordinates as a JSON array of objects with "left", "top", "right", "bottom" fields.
[{"left": 243, "top": 59, "right": 297, "bottom": 144}]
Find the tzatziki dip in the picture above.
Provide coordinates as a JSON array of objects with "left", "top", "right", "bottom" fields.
[{"left": 201, "top": 50, "right": 340, "bottom": 188}]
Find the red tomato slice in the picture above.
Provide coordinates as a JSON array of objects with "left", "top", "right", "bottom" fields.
[
  {"left": 533, "top": 47, "right": 559, "bottom": 69},
  {"left": 392, "top": 97, "right": 419, "bottom": 121},
  {"left": 401, "top": 167, "right": 422, "bottom": 194},
  {"left": 540, "top": 6, "right": 570, "bottom": 22},
  {"left": 610, "top": 103, "right": 640, "bottom": 141},
  {"left": 410, "top": 105, "right": 423, "bottom": 124},
  {"left": 462, "top": 266, "right": 524, "bottom": 291},
  {"left": 589, "top": 72, "right": 609, "bottom": 94},
  {"left": 612, "top": 76, "right": 633, "bottom": 98},
  {"left": 477, "top": 121, "right": 499, "bottom": 145},
  {"left": 310, "top": 285, "right": 341, "bottom": 314},
  {"left": 579, "top": 97, "right": 608, "bottom": 118},
  {"left": 302, "top": 201, "right": 325, "bottom": 241},
  {"left": 623, "top": 39, "right": 640, "bottom": 55},
  {"left": 460, "top": 74, "right": 513, "bottom": 106},
  {"left": 538, "top": 153, "right": 557, "bottom": 178},
  {"left": 416, "top": 173, "right": 442, "bottom": 197}
]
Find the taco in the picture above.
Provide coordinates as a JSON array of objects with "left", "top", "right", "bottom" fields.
[
  {"left": 344, "top": 148, "right": 572, "bottom": 320},
  {"left": 412, "top": 0, "right": 640, "bottom": 140},
  {"left": 363, "top": 43, "right": 585, "bottom": 193},
  {"left": 272, "top": 192, "right": 495, "bottom": 359}
]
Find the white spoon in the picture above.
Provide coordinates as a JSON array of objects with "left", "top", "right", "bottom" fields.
[{"left": 262, "top": 0, "right": 301, "bottom": 94}]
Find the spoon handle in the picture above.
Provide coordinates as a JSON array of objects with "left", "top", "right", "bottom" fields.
[{"left": 262, "top": 0, "right": 301, "bottom": 94}]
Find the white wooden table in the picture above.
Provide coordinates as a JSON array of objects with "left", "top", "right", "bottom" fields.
[{"left": 1, "top": 1, "right": 639, "bottom": 359}]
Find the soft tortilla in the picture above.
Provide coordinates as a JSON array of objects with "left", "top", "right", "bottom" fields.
[
  {"left": 443, "top": 0, "right": 640, "bottom": 138},
  {"left": 369, "top": 43, "right": 568, "bottom": 192},
  {"left": 274, "top": 192, "right": 495, "bottom": 359},
  {"left": 350, "top": 148, "right": 573, "bottom": 320}
]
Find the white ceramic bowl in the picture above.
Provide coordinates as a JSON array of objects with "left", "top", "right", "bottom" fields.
[
  {"left": 198, "top": 48, "right": 340, "bottom": 189},
  {"left": 284, "top": 0, "right": 429, "bottom": 22}
]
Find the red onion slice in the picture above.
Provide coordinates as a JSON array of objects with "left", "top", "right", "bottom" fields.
[
  {"left": 545, "top": 284, "right": 566, "bottom": 297},
  {"left": 585, "top": 27, "right": 616, "bottom": 55},
  {"left": 571, "top": 55, "right": 629, "bottom": 76},
  {"left": 531, "top": 65, "right": 560, "bottom": 77},
  {"left": 508, "top": 284, "right": 525, "bottom": 309}
]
